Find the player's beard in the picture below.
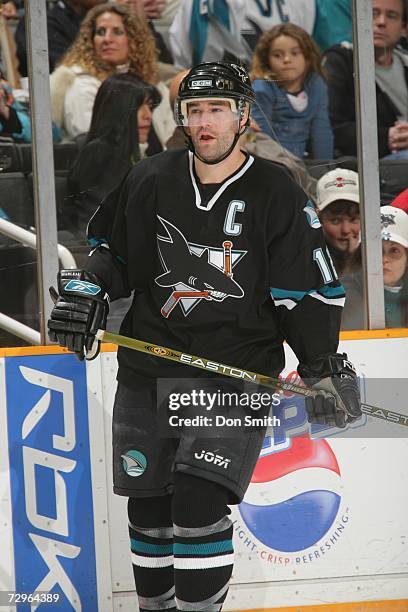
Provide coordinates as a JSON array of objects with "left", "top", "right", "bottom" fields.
[{"left": 190, "top": 127, "right": 237, "bottom": 163}]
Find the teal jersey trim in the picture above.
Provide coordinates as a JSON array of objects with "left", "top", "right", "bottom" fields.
[
  {"left": 88, "top": 238, "right": 105, "bottom": 247},
  {"left": 271, "top": 284, "right": 346, "bottom": 301},
  {"left": 318, "top": 284, "right": 346, "bottom": 298}
]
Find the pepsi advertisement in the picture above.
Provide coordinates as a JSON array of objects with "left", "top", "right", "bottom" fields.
[{"left": 234, "top": 385, "right": 352, "bottom": 570}]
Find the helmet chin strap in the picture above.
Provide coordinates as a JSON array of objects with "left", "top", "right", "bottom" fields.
[{"left": 187, "top": 130, "right": 242, "bottom": 165}]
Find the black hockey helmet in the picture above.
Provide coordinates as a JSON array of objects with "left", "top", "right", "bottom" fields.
[
  {"left": 175, "top": 61, "right": 255, "bottom": 126},
  {"left": 174, "top": 62, "right": 255, "bottom": 164}
]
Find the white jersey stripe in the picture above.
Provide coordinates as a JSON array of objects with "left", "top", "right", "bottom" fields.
[
  {"left": 273, "top": 293, "right": 345, "bottom": 310},
  {"left": 310, "top": 293, "right": 346, "bottom": 307},
  {"left": 189, "top": 151, "right": 254, "bottom": 211}
]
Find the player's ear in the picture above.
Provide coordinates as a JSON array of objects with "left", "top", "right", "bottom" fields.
[{"left": 239, "top": 103, "right": 250, "bottom": 131}]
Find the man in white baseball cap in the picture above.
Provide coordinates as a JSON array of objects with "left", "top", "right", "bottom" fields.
[{"left": 316, "top": 168, "right": 361, "bottom": 276}]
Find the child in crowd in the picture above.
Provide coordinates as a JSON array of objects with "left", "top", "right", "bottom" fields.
[
  {"left": 342, "top": 206, "right": 408, "bottom": 330},
  {"left": 316, "top": 168, "right": 361, "bottom": 277},
  {"left": 251, "top": 23, "right": 333, "bottom": 159}
]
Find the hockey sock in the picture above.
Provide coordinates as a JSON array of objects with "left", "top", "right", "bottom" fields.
[
  {"left": 172, "top": 473, "right": 233, "bottom": 612},
  {"left": 128, "top": 495, "right": 175, "bottom": 612}
]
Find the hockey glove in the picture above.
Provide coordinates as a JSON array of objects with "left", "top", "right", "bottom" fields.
[
  {"left": 298, "top": 353, "right": 362, "bottom": 428},
  {"left": 48, "top": 269, "right": 109, "bottom": 360}
]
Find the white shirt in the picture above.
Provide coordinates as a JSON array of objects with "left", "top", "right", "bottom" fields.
[
  {"left": 60, "top": 66, "right": 175, "bottom": 144},
  {"left": 242, "top": 0, "right": 316, "bottom": 37},
  {"left": 169, "top": 0, "right": 251, "bottom": 69}
]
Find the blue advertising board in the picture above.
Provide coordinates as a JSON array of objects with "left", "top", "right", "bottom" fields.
[{"left": 5, "top": 354, "right": 98, "bottom": 610}]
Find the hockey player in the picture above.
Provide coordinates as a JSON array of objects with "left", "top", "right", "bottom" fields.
[{"left": 48, "top": 62, "right": 361, "bottom": 611}]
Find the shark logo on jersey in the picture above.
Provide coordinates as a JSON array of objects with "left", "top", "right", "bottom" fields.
[{"left": 155, "top": 216, "right": 246, "bottom": 318}]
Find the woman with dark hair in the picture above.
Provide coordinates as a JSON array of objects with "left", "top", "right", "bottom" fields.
[{"left": 66, "top": 72, "right": 162, "bottom": 241}]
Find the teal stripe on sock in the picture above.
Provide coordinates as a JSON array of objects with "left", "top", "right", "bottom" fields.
[
  {"left": 174, "top": 539, "right": 233, "bottom": 555},
  {"left": 130, "top": 538, "right": 173, "bottom": 555}
]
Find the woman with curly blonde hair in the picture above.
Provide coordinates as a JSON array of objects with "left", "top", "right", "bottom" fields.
[
  {"left": 250, "top": 23, "right": 333, "bottom": 160},
  {"left": 50, "top": 2, "right": 175, "bottom": 144}
]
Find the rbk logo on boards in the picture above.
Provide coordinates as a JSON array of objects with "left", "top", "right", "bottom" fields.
[{"left": 5, "top": 355, "right": 98, "bottom": 610}]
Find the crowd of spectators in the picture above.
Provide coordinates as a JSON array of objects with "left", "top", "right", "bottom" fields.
[
  {"left": 49, "top": 2, "right": 175, "bottom": 144},
  {"left": 0, "top": 0, "right": 407, "bottom": 338}
]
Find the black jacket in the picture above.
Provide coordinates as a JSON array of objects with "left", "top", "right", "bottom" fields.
[
  {"left": 66, "top": 128, "right": 163, "bottom": 241},
  {"left": 15, "top": 0, "right": 82, "bottom": 77},
  {"left": 0, "top": 105, "right": 22, "bottom": 137},
  {"left": 323, "top": 43, "right": 408, "bottom": 158}
]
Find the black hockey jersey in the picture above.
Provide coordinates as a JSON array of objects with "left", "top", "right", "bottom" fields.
[{"left": 87, "top": 149, "right": 344, "bottom": 389}]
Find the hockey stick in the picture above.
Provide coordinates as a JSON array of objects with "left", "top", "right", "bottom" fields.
[
  {"left": 96, "top": 329, "right": 408, "bottom": 428},
  {"left": 161, "top": 291, "right": 210, "bottom": 318}
]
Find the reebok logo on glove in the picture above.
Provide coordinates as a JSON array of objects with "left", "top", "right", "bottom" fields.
[
  {"left": 65, "top": 280, "right": 102, "bottom": 296},
  {"left": 48, "top": 269, "right": 109, "bottom": 361},
  {"left": 342, "top": 358, "right": 356, "bottom": 374}
]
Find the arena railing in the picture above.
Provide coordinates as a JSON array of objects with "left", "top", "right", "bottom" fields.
[{"left": 0, "top": 216, "right": 76, "bottom": 344}]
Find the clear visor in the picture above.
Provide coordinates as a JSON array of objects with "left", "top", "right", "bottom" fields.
[{"left": 175, "top": 97, "right": 240, "bottom": 128}]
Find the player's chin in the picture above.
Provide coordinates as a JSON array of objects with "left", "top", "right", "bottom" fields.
[{"left": 195, "top": 145, "right": 220, "bottom": 162}]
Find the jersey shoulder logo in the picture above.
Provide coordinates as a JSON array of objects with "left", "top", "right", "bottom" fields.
[
  {"left": 303, "top": 200, "right": 321, "bottom": 229},
  {"left": 155, "top": 216, "right": 246, "bottom": 318}
]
